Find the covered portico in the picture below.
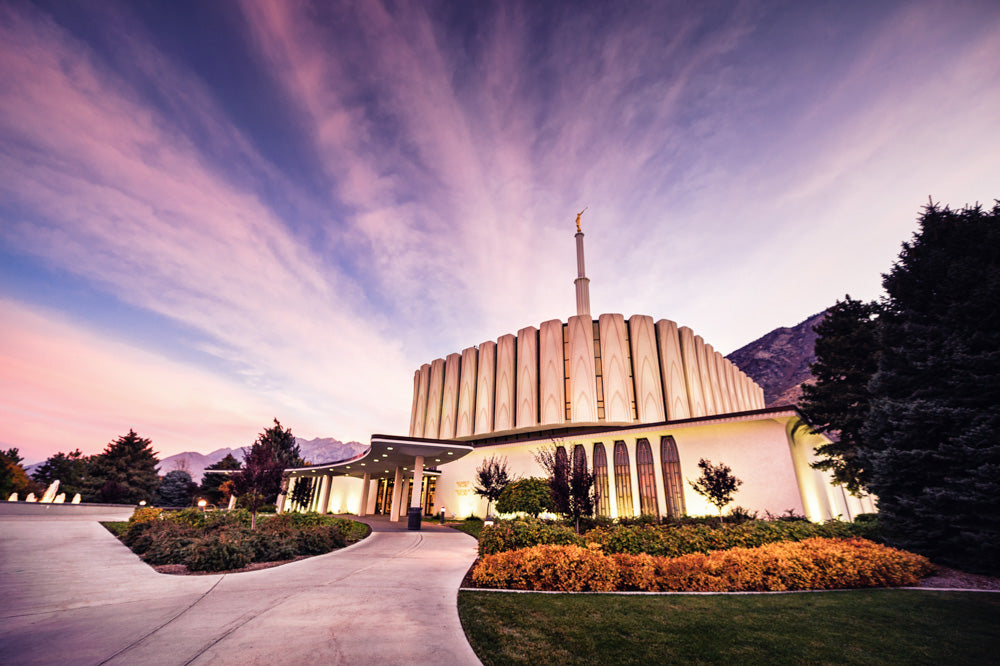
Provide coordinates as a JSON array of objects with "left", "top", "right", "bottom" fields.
[{"left": 277, "top": 434, "right": 473, "bottom": 529}]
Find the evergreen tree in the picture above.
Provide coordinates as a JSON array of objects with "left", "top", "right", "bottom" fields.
[
  {"left": 473, "top": 455, "right": 511, "bottom": 518},
  {"left": 154, "top": 470, "right": 197, "bottom": 507},
  {"left": 32, "top": 449, "right": 89, "bottom": 499},
  {"left": 689, "top": 458, "right": 743, "bottom": 522},
  {"left": 84, "top": 430, "right": 160, "bottom": 504},
  {"left": 198, "top": 453, "right": 241, "bottom": 505},
  {"left": 864, "top": 200, "right": 1000, "bottom": 574},
  {"left": 798, "top": 296, "right": 881, "bottom": 493}
]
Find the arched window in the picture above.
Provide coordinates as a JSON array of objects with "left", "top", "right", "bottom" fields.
[
  {"left": 573, "top": 444, "right": 587, "bottom": 469},
  {"left": 613, "top": 440, "right": 633, "bottom": 518},
  {"left": 592, "top": 442, "right": 610, "bottom": 516},
  {"left": 636, "top": 438, "right": 659, "bottom": 517},
  {"left": 660, "top": 436, "right": 686, "bottom": 518}
]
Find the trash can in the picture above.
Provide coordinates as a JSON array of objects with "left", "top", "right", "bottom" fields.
[{"left": 407, "top": 506, "right": 422, "bottom": 530}]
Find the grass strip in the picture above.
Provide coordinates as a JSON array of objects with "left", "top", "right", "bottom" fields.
[{"left": 459, "top": 589, "right": 1000, "bottom": 665}]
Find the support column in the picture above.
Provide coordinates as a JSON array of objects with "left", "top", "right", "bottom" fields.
[
  {"left": 276, "top": 476, "right": 290, "bottom": 514},
  {"left": 318, "top": 474, "right": 332, "bottom": 514},
  {"left": 359, "top": 473, "right": 371, "bottom": 517},
  {"left": 408, "top": 456, "right": 424, "bottom": 530},
  {"left": 390, "top": 466, "right": 404, "bottom": 522}
]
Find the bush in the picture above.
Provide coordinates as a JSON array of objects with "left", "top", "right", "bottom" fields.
[
  {"left": 479, "top": 519, "right": 583, "bottom": 556},
  {"left": 296, "top": 524, "right": 347, "bottom": 555},
  {"left": 128, "top": 506, "right": 164, "bottom": 524},
  {"left": 472, "top": 544, "right": 618, "bottom": 591},
  {"left": 122, "top": 521, "right": 200, "bottom": 563},
  {"left": 470, "top": 538, "right": 932, "bottom": 592},
  {"left": 186, "top": 534, "right": 253, "bottom": 572},
  {"left": 580, "top": 519, "right": 876, "bottom": 558}
]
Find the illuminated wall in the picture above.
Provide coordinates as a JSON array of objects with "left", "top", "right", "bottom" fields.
[
  {"left": 431, "top": 410, "right": 871, "bottom": 522},
  {"left": 408, "top": 313, "right": 765, "bottom": 438}
]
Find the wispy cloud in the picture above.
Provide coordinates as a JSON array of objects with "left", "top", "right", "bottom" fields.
[{"left": 2, "top": 1, "right": 999, "bottom": 462}]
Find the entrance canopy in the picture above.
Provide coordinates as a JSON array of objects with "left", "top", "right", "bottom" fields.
[{"left": 283, "top": 434, "right": 474, "bottom": 481}]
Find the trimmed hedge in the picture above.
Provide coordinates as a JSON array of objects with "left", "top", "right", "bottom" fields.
[
  {"left": 478, "top": 517, "right": 880, "bottom": 557},
  {"left": 471, "top": 538, "right": 932, "bottom": 592}
]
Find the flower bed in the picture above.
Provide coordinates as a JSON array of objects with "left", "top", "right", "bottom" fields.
[{"left": 470, "top": 538, "right": 932, "bottom": 592}]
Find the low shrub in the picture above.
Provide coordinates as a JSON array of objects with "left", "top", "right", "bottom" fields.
[
  {"left": 478, "top": 519, "right": 583, "bottom": 556},
  {"left": 141, "top": 523, "right": 201, "bottom": 565},
  {"left": 128, "top": 506, "right": 164, "bottom": 524},
  {"left": 581, "top": 519, "right": 876, "bottom": 558},
  {"left": 186, "top": 534, "right": 253, "bottom": 572},
  {"left": 296, "top": 524, "right": 347, "bottom": 555},
  {"left": 472, "top": 544, "right": 618, "bottom": 591},
  {"left": 470, "top": 538, "right": 932, "bottom": 592}
]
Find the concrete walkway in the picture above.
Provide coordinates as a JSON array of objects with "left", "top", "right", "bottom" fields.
[{"left": 0, "top": 505, "right": 481, "bottom": 665}]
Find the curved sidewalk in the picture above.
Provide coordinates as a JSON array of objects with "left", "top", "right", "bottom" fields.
[{"left": 0, "top": 507, "right": 481, "bottom": 665}]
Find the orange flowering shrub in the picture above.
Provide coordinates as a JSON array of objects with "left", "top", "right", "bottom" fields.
[
  {"left": 472, "top": 544, "right": 618, "bottom": 591},
  {"left": 470, "top": 537, "right": 932, "bottom": 592}
]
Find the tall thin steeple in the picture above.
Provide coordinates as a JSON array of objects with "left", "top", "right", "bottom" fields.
[{"left": 574, "top": 209, "right": 591, "bottom": 316}]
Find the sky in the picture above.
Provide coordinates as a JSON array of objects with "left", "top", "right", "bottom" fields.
[{"left": 2, "top": 0, "right": 999, "bottom": 465}]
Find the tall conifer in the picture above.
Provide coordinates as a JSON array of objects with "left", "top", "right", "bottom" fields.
[
  {"left": 864, "top": 201, "right": 1000, "bottom": 573},
  {"left": 799, "top": 296, "right": 881, "bottom": 494}
]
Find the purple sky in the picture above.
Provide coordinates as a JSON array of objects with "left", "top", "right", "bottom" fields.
[{"left": 2, "top": 1, "right": 999, "bottom": 464}]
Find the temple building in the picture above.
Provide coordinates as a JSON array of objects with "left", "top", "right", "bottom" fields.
[{"left": 279, "top": 214, "right": 874, "bottom": 524}]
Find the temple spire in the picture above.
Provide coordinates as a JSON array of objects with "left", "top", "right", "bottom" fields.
[{"left": 574, "top": 209, "right": 591, "bottom": 316}]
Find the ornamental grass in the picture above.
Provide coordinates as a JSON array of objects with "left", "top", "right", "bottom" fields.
[{"left": 470, "top": 537, "right": 932, "bottom": 592}]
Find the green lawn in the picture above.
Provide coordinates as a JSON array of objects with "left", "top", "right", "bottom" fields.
[{"left": 459, "top": 589, "right": 1000, "bottom": 665}]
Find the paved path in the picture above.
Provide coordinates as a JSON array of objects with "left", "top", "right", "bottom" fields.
[{"left": 0, "top": 506, "right": 481, "bottom": 665}]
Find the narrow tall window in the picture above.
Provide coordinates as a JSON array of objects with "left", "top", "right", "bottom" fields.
[
  {"left": 593, "top": 442, "right": 610, "bottom": 516},
  {"left": 636, "top": 438, "right": 659, "bottom": 517},
  {"left": 614, "top": 440, "right": 633, "bottom": 518},
  {"left": 660, "top": 436, "right": 686, "bottom": 517}
]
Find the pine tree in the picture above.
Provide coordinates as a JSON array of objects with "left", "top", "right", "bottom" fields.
[
  {"left": 798, "top": 297, "right": 881, "bottom": 494},
  {"left": 864, "top": 200, "right": 1000, "bottom": 574},
  {"left": 154, "top": 470, "right": 198, "bottom": 507},
  {"left": 32, "top": 449, "right": 89, "bottom": 499},
  {"left": 198, "top": 453, "right": 242, "bottom": 505},
  {"left": 84, "top": 430, "right": 160, "bottom": 504}
]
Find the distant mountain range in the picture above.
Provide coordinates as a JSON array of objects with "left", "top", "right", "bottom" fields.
[
  {"left": 726, "top": 310, "right": 826, "bottom": 407},
  {"left": 157, "top": 437, "right": 368, "bottom": 482}
]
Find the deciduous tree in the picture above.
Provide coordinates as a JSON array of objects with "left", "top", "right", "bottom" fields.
[
  {"left": 495, "top": 477, "right": 554, "bottom": 517},
  {"left": 474, "top": 456, "right": 511, "bottom": 518},
  {"left": 689, "top": 458, "right": 743, "bottom": 522},
  {"left": 534, "top": 445, "right": 595, "bottom": 533},
  {"left": 231, "top": 419, "right": 299, "bottom": 529}
]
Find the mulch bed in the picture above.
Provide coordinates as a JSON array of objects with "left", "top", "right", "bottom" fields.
[{"left": 152, "top": 556, "right": 309, "bottom": 576}]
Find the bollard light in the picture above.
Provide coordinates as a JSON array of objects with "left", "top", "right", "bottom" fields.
[
  {"left": 139, "top": 500, "right": 147, "bottom": 506},
  {"left": 440, "top": 507, "right": 446, "bottom": 525},
  {"left": 197, "top": 499, "right": 207, "bottom": 511}
]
